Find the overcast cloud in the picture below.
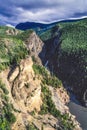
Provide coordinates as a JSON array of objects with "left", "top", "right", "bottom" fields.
[{"left": 0, "top": 0, "right": 87, "bottom": 26}]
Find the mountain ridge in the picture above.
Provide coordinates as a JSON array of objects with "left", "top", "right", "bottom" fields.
[{"left": 16, "top": 17, "right": 87, "bottom": 30}]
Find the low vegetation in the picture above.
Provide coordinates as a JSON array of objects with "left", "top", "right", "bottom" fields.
[
  {"left": 26, "top": 123, "right": 38, "bottom": 130},
  {"left": 33, "top": 64, "right": 62, "bottom": 88},
  {"left": 32, "top": 64, "right": 74, "bottom": 129},
  {"left": 0, "top": 80, "right": 9, "bottom": 95},
  {"left": 0, "top": 103, "right": 16, "bottom": 130},
  {"left": 16, "top": 29, "right": 33, "bottom": 41},
  {"left": 0, "top": 28, "right": 31, "bottom": 72},
  {"left": 0, "top": 80, "right": 16, "bottom": 130},
  {"left": 40, "top": 84, "right": 74, "bottom": 130}
]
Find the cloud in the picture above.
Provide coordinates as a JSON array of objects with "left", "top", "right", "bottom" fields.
[
  {"left": 0, "top": 0, "right": 87, "bottom": 26},
  {"left": 6, "top": 24, "right": 15, "bottom": 28}
]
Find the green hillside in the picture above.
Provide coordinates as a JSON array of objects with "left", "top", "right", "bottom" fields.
[
  {"left": 40, "top": 18, "right": 87, "bottom": 103},
  {"left": 59, "top": 21, "right": 87, "bottom": 100},
  {"left": 0, "top": 27, "right": 33, "bottom": 71}
]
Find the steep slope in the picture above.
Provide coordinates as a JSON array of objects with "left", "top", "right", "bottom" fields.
[
  {"left": 0, "top": 57, "right": 42, "bottom": 130},
  {"left": 0, "top": 57, "right": 81, "bottom": 130},
  {"left": 0, "top": 26, "right": 82, "bottom": 130},
  {"left": 39, "top": 18, "right": 87, "bottom": 106},
  {"left": 25, "top": 31, "right": 46, "bottom": 64}
]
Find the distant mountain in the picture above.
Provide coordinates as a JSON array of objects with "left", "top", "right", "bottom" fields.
[{"left": 16, "top": 22, "right": 56, "bottom": 30}]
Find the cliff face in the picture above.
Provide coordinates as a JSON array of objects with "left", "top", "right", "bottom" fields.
[
  {"left": 0, "top": 57, "right": 81, "bottom": 130},
  {"left": 25, "top": 31, "right": 46, "bottom": 64},
  {"left": 8, "top": 57, "right": 42, "bottom": 112},
  {"left": 39, "top": 21, "right": 87, "bottom": 106}
]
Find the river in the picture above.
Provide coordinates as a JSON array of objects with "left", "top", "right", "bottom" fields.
[{"left": 68, "top": 93, "right": 87, "bottom": 130}]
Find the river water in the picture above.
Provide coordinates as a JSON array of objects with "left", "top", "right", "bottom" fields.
[{"left": 68, "top": 93, "right": 87, "bottom": 130}]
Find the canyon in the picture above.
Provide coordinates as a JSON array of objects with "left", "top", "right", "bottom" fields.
[{"left": 0, "top": 18, "right": 87, "bottom": 130}]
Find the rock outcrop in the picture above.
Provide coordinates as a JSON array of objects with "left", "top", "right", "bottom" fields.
[
  {"left": 6, "top": 29, "right": 19, "bottom": 35},
  {"left": 0, "top": 57, "right": 82, "bottom": 130},
  {"left": 25, "top": 32, "right": 46, "bottom": 64}
]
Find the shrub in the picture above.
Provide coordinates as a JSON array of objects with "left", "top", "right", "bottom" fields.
[
  {"left": 40, "top": 84, "right": 61, "bottom": 117},
  {"left": 32, "top": 64, "right": 48, "bottom": 77},
  {"left": 33, "top": 64, "right": 62, "bottom": 88},
  {"left": 25, "top": 83, "right": 30, "bottom": 88},
  {"left": 6, "top": 112, "right": 16, "bottom": 124},
  {"left": 40, "top": 84, "right": 74, "bottom": 130},
  {"left": 0, "top": 117, "right": 10, "bottom": 130},
  {"left": 1, "top": 94, "right": 9, "bottom": 102},
  {"left": 0, "top": 80, "right": 9, "bottom": 95},
  {"left": 0, "top": 103, "right": 16, "bottom": 130},
  {"left": 26, "top": 123, "right": 38, "bottom": 130}
]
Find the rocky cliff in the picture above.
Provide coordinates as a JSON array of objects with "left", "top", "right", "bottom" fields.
[
  {"left": 0, "top": 27, "right": 82, "bottom": 130},
  {"left": 0, "top": 57, "right": 81, "bottom": 130}
]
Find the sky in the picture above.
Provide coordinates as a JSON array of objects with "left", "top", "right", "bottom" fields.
[{"left": 0, "top": 0, "right": 87, "bottom": 26}]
